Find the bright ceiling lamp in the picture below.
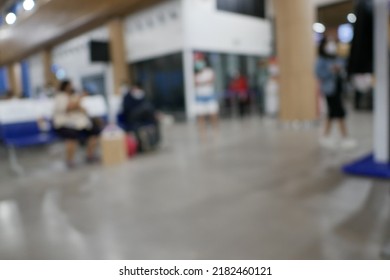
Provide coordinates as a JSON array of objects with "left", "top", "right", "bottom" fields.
[
  {"left": 313, "top": 22, "right": 326, "bottom": 34},
  {"left": 347, "top": 13, "right": 357, "bottom": 23},
  {"left": 23, "top": 0, "right": 35, "bottom": 11},
  {"left": 5, "top": 12, "right": 17, "bottom": 25}
]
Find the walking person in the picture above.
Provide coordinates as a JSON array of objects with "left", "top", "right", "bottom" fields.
[{"left": 316, "top": 37, "right": 356, "bottom": 149}]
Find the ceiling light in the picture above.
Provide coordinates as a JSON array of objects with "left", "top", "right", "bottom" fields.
[
  {"left": 347, "top": 13, "right": 357, "bottom": 23},
  {"left": 23, "top": 0, "right": 35, "bottom": 11},
  {"left": 5, "top": 13, "right": 17, "bottom": 25},
  {"left": 313, "top": 22, "right": 326, "bottom": 34}
]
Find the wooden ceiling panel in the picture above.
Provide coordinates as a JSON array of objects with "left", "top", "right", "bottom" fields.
[
  {"left": 0, "top": 0, "right": 7, "bottom": 8},
  {"left": 317, "top": 0, "right": 354, "bottom": 28},
  {"left": 0, "top": 0, "right": 163, "bottom": 65}
]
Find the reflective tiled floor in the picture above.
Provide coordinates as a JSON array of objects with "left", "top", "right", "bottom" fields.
[{"left": 0, "top": 112, "right": 389, "bottom": 259}]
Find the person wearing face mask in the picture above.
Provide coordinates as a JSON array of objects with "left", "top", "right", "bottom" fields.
[
  {"left": 53, "top": 80, "right": 101, "bottom": 168},
  {"left": 122, "top": 83, "right": 148, "bottom": 125},
  {"left": 194, "top": 56, "right": 219, "bottom": 140},
  {"left": 121, "top": 82, "right": 160, "bottom": 151},
  {"left": 316, "top": 37, "right": 356, "bottom": 149},
  {"left": 119, "top": 82, "right": 131, "bottom": 97}
]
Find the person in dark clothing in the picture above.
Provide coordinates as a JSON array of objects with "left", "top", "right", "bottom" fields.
[
  {"left": 347, "top": 0, "right": 373, "bottom": 75},
  {"left": 229, "top": 71, "right": 250, "bottom": 118},
  {"left": 348, "top": 0, "right": 374, "bottom": 112},
  {"left": 316, "top": 37, "right": 356, "bottom": 149},
  {"left": 121, "top": 83, "right": 160, "bottom": 151}
]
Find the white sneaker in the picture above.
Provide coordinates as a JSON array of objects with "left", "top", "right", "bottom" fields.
[
  {"left": 320, "top": 137, "right": 336, "bottom": 149},
  {"left": 340, "top": 138, "right": 357, "bottom": 150}
]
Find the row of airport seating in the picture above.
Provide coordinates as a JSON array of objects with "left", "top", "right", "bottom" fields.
[{"left": 0, "top": 95, "right": 122, "bottom": 173}]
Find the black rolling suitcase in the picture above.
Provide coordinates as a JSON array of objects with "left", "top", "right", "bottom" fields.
[{"left": 135, "top": 123, "right": 160, "bottom": 152}]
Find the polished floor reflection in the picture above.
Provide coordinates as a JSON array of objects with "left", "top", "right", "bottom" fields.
[{"left": 0, "top": 112, "right": 389, "bottom": 259}]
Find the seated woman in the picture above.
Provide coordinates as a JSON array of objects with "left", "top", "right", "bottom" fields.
[{"left": 53, "top": 80, "right": 101, "bottom": 168}]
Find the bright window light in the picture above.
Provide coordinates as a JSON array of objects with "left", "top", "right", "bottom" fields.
[
  {"left": 23, "top": 0, "right": 35, "bottom": 11},
  {"left": 347, "top": 13, "right": 357, "bottom": 23},
  {"left": 338, "top": 23, "right": 354, "bottom": 43},
  {"left": 5, "top": 13, "right": 17, "bottom": 25},
  {"left": 313, "top": 22, "right": 326, "bottom": 34},
  {"left": 56, "top": 69, "right": 67, "bottom": 80}
]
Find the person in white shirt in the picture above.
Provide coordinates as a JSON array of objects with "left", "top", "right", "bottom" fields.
[
  {"left": 194, "top": 58, "right": 219, "bottom": 139},
  {"left": 53, "top": 80, "right": 101, "bottom": 168}
]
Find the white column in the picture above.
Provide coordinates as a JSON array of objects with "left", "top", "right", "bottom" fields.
[
  {"left": 182, "top": 0, "right": 196, "bottom": 121},
  {"left": 183, "top": 50, "right": 196, "bottom": 120},
  {"left": 374, "top": 0, "right": 390, "bottom": 163}
]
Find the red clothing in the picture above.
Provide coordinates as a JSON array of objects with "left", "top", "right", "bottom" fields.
[{"left": 229, "top": 76, "right": 249, "bottom": 98}]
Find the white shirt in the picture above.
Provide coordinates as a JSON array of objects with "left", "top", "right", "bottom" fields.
[
  {"left": 195, "top": 68, "right": 215, "bottom": 97},
  {"left": 53, "top": 93, "right": 91, "bottom": 130}
]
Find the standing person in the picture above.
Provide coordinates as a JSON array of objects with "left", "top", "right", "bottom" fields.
[
  {"left": 194, "top": 57, "right": 219, "bottom": 139},
  {"left": 316, "top": 37, "right": 356, "bottom": 149},
  {"left": 229, "top": 71, "right": 249, "bottom": 118},
  {"left": 53, "top": 80, "right": 101, "bottom": 168},
  {"left": 265, "top": 62, "right": 280, "bottom": 117},
  {"left": 257, "top": 59, "right": 270, "bottom": 115}
]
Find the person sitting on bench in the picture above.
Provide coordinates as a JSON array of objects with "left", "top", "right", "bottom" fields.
[
  {"left": 121, "top": 82, "right": 160, "bottom": 151},
  {"left": 53, "top": 80, "right": 101, "bottom": 168}
]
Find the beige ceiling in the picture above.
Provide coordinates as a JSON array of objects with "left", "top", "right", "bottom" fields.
[
  {"left": 0, "top": 0, "right": 9, "bottom": 9},
  {"left": 0, "top": 0, "right": 355, "bottom": 66},
  {"left": 0, "top": 0, "right": 163, "bottom": 65}
]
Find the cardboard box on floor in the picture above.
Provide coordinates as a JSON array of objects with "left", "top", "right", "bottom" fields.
[{"left": 100, "top": 125, "right": 127, "bottom": 166}]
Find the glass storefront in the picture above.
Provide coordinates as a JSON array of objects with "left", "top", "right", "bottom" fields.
[
  {"left": 131, "top": 52, "right": 185, "bottom": 117},
  {"left": 131, "top": 51, "right": 269, "bottom": 119},
  {"left": 216, "top": 0, "right": 266, "bottom": 19},
  {"left": 194, "top": 51, "right": 268, "bottom": 117},
  {"left": 0, "top": 67, "right": 8, "bottom": 96}
]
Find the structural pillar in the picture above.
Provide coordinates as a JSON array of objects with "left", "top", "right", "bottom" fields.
[
  {"left": 43, "top": 48, "right": 57, "bottom": 86},
  {"left": 108, "top": 18, "right": 130, "bottom": 96},
  {"left": 374, "top": 0, "right": 390, "bottom": 163},
  {"left": 273, "top": 0, "right": 317, "bottom": 121},
  {"left": 343, "top": 0, "right": 390, "bottom": 178},
  {"left": 182, "top": 0, "right": 196, "bottom": 120},
  {"left": 7, "top": 63, "right": 22, "bottom": 97}
]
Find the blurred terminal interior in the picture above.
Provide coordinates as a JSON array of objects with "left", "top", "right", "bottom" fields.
[
  {"left": 1, "top": 0, "right": 390, "bottom": 260},
  {"left": 0, "top": 0, "right": 362, "bottom": 120}
]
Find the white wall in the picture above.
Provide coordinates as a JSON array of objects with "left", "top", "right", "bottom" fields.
[
  {"left": 0, "top": 96, "right": 107, "bottom": 124},
  {"left": 28, "top": 53, "right": 45, "bottom": 96},
  {"left": 124, "top": 0, "right": 272, "bottom": 62},
  {"left": 52, "top": 26, "right": 114, "bottom": 96},
  {"left": 124, "top": 0, "right": 184, "bottom": 63},
  {"left": 184, "top": 0, "right": 272, "bottom": 56}
]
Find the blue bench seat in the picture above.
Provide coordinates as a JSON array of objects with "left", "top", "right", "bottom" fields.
[
  {"left": 2, "top": 121, "right": 58, "bottom": 147},
  {"left": 4, "top": 133, "right": 58, "bottom": 148},
  {"left": 1, "top": 121, "right": 59, "bottom": 174}
]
